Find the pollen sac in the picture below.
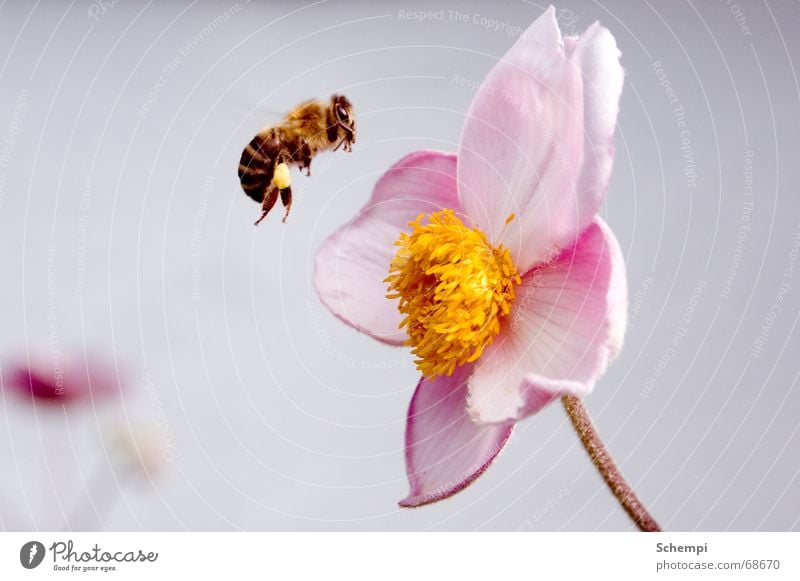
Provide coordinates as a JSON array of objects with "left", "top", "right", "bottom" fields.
[
  {"left": 272, "top": 162, "right": 292, "bottom": 190},
  {"left": 385, "top": 209, "right": 521, "bottom": 377}
]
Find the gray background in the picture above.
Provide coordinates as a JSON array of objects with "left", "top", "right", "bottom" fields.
[{"left": 0, "top": 0, "right": 798, "bottom": 531}]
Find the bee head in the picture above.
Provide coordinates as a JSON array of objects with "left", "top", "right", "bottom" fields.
[{"left": 330, "top": 94, "right": 355, "bottom": 151}]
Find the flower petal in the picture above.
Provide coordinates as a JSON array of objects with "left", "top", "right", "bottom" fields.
[
  {"left": 570, "top": 23, "right": 624, "bottom": 231},
  {"left": 467, "top": 219, "right": 627, "bottom": 423},
  {"left": 2, "top": 357, "right": 122, "bottom": 404},
  {"left": 457, "top": 6, "right": 585, "bottom": 272},
  {"left": 314, "top": 151, "right": 459, "bottom": 345},
  {"left": 401, "top": 364, "right": 514, "bottom": 507}
]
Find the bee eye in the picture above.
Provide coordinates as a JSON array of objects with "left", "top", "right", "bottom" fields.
[{"left": 336, "top": 104, "right": 349, "bottom": 122}]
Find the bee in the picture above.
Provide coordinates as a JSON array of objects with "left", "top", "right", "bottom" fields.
[{"left": 238, "top": 94, "right": 356, "bottom": 226}]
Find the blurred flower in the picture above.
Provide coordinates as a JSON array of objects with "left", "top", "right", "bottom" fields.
[
  {"left": 314, "top": 7, "right": 626, "bottom": 506},
  {"left": 2, "top": 356, "right": 121, "bottom": 405},
  {"left": 106, "top": 424, "right": 164, "bottom": 478}
]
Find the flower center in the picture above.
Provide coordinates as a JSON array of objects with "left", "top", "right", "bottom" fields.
[{"left": 385, "top": 209, "right": 521, "bottom": 377}]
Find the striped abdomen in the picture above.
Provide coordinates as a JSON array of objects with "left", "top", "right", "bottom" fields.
[{"left": 238, "top": 131, "right": 279, "bottom": 203}]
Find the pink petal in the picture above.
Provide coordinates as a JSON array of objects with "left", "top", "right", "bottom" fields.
[
  {"left": 467, "top": 219, "right": 627, "bottom": 423},
  {"left": 457, "top": 9, "right": 624, "bottom": 275},
  {"left": 314, "top": 151, "right": 459, "bottom": 345},
  {"left": 457, "top": 6, "right": 584, "bottom": 273},
  {"left": 401, "top": 365, "right": 514, "bottom": 508},
  {"left": 570, "top": 24, "right": 625, "bottom": 231},
  {"left": 2, "top": 357, "right": 122, "bottom": 405}
]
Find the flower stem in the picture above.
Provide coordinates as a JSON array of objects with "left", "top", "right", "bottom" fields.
[{"left": 562, "top": 395, "right": 661, "bottom": 532}]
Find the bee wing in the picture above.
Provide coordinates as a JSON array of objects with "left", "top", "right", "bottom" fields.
[{"left": 221, "top": 95, "right": 285, "bottom": 120}]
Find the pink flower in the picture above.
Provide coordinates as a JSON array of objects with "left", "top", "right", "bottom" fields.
[
  {"left": 314, "top": 7, "right": 627, "bottom": 507},
  {"left": 2, "top": 356, "right": 121, "bottom": 405}
]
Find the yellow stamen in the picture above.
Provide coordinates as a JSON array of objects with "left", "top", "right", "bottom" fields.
[{"left": 385, "top": 209, "right": 521, "bottom": 377}]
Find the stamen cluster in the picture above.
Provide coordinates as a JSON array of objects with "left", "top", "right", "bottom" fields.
[{"left": 386, "top": 209, "right": 521, "bottom": 377}]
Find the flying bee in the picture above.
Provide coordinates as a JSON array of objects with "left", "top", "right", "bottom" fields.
[{"left": 238, "top": 94, "right": 356, "bottom": 226}]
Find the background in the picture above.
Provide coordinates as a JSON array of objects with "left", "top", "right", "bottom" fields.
[{"left": 0, "top": 0, "right": 798, "bottom": 531}]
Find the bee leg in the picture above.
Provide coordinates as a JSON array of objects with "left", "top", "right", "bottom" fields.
[
  {"left": 300, "top": 145, "right": 313, "bottom": 176},
  {"left": 280, "top": 186, "right": 293, "bottom": 223},
  {"left": 254, "top": 187, "right": 279, "bottom": 226}
]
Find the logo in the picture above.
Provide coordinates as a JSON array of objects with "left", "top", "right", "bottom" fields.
[{"left": 20, "top": 541, "right": 46, "bottom": 569}]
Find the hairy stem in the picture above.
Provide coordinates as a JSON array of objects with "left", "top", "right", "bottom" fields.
[{"left": 562, "top": 395, "right": 661, "bottom": 532}]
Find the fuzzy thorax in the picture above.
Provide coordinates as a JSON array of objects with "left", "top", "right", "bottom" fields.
[{"left": 385, "top": 209, "right": 521, "bottom": 377}]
